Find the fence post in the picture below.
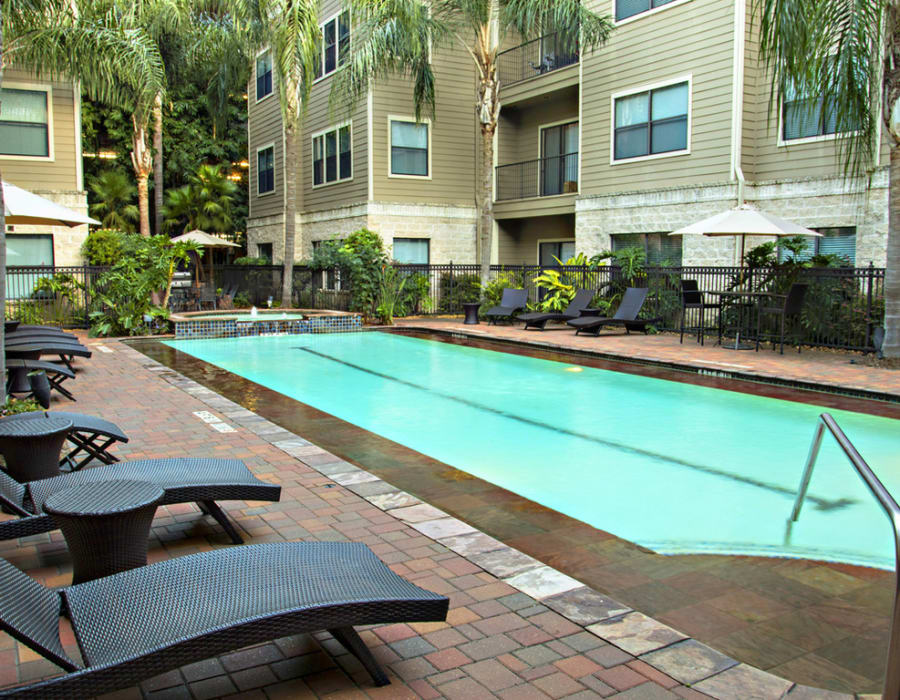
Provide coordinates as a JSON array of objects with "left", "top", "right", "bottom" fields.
[
  {"left": 865, "top": 261, "right": 875, "bottom": 350},
  {"left": 449, "top": 260, "right": 454, "bottom": 313},
  {"left": 83, "top": 263, "right": 89, "bottom": 328}
]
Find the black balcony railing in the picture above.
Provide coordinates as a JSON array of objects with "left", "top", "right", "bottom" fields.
[
  {"left": 495, "top": 153, "right": 578, "bottom": 201},
  {"left": 497, "top": 33, "right": 579, "bottom": 87}
]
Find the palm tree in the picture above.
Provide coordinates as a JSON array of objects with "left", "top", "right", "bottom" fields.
[
  {"left": 334, "top": 0, "right": 614, "bottom": 281},
  {"left": 89, "top": 169, "right": 140, "bottom": 231},
  {"left": 757, "top": 0, "right": 898, "bottom": 360},
  {"left": 230, "top": 0, "right": 321, "bottom": 306},
  {"left": 164, "top": 163, "right": 238, "bottom": 234},
  {"left": 1, "top": 0, "right": 165, "bottom": 401}
]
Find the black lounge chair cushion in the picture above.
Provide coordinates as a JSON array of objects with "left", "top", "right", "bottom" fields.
[
  {"left": 5, "top": 342, "right": 92, "bottom": 358},
  {"left": 67, "top": 542, "right": 447, "bottom": 667},
  {"left": 518, "top": 289, "right": 595, "bottom": 328},
  {"left": 484, "top": 289, "right": 528, "bottom": 319},
  {"left": 567, "top": 288, "right": 649, "bottom": 332}
]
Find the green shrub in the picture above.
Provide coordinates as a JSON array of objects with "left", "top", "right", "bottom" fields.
[
  {"left": 232, "top": 290, "right": 252, "bottom": 308},
  {"left": 0, "top": 397, "right": 42, "bottom": 417},
  {"left": 480, "top": 270, "right": 526, "bottom": 315},
  {"left": 81, "top": 229, "right": 125, "bottom": 265},
  {"left": 396, "top": 272, "right": 432, "bottom": 316},
  {"left": 438, "top": 273, "right": 480, "bottom": 313},
  {"left": 234, "top": 256, "right": 269, "bottom": 265},
  {"left": 306, "top": 229, "right": 388, "bottom": 320}
]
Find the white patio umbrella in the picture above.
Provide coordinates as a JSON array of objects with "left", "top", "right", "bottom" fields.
[
  {"left": 170, "top": 229, "right": 239, "bottom": 284},
  {"left": 668, "top": 203, "right": 820, "bottom": 265},
  {"left": 2, "top": 181, "right": 100, "bottom": 227}
]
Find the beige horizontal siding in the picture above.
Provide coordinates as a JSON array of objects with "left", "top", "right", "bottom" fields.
[
  {"left": 372, "top": 43, "right": 478, "bottom": 205},
  {"left": 580, "top": 0, "right": 735, "bottom": 195},
  {"left": 248, "top": 59, "right": 285, "bottom": 219},
  {"left": 496, "top": 213, "right": 575, "bottom": 265},
  {"left": 1, "top": 68, "right": 78, "bottom": 192}
]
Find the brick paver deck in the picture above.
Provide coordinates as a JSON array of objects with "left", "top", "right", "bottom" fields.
[{"left": 0, "top": 330, "right": 891, "bottom": 699}]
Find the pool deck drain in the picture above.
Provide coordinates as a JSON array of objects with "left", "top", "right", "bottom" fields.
[{"left": 117, "top": 337, "right": 884, "bottom": 699}]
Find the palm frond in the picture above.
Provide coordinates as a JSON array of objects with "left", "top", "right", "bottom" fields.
[{"left": 501, "top": 0, "right": 614, "bottom": 54}]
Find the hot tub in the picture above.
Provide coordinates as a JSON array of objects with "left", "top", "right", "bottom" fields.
[{"left": 170, "top": 309, "right": 363, "bottom": 339}]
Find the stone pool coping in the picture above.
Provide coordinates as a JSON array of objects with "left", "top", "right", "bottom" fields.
[
  {"left": 169, "top": 308, "right": 356, "bottom": 322},
  {"left": 133, "top": 342, "right": 864, "bottom": 699}
]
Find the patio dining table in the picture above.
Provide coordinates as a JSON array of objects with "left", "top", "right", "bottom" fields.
[{"left": 709, "top": 290, "right": 768, "bottom": 350}]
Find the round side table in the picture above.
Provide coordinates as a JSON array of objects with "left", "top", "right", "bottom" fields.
[
  {"left": 0, "top": 416, "right": 72, "bottom": 482},
  {"left": 43, "top": 480, "right": 164, "bottom": 584},
  {"left": 462, "top": 302, "right": 481, "bottom": 325}
]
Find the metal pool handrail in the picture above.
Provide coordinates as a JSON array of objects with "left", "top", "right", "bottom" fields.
[{"left": 790, "top": 413, "right": 900, "bottom": 700}]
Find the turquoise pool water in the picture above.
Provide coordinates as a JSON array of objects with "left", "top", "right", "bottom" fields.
[{"left": 165, "top": 332, "right": 900, "bottom": 569}]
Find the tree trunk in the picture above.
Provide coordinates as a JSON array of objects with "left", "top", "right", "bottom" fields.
[
  {"left": 153, "top": 93, "right": 164, "bottom": 236},
  {"left": 479, "top": 124, "right": 494, "bottom": 283},
  {"left": 131, "top": 115, "right": 153, "bottom": 237},
  {"left": 0, "top": 0, "right": 6, "bottom": 404},
  {"left": 281, "top": 124, "right": 298, "bottom": 306},
  {"left": 885, "top": 145, "right": 900, "bottom": 358}
]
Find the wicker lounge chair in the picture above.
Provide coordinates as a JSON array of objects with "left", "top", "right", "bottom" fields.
[
  {"left": 566, "top": 287, "right": 651, "bottom": 336},
  {"left": 2, "top": 411, "right": 128, "bottom": 471},
  {"left": 0, "top": 458, "right": 279, "bottom": 544},
  {"left": 6, "top": 359, "right": 76, "bottom": 401},
  {"left": 0, "top": 541, "right": 449, "bottom": 698},
  {"left": 5, "top": 339, "right": 91, "bottom": 370},
  {"left": 4, "top": 321, "right": 72, "bottom": 336},
  {"left": 483, "top": 288, "right": 528, "bottom": 325},
  {"left": 517, "top": 289, "right": 595, "bottom": 330}
]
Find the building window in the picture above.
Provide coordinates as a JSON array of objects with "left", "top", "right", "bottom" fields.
[
  {"left": 539, "top": 241, "right": 576, "bottom": 266},
  {"left": 315, "top": 11, "right": 350, "bottom": 80},
  {"left": 393, "top": 238, "right": 429, "bottom": 264},
  {"left": 0, "top": 87, "right": 50, "bottom": 157},
  {"left": 390, "top": 118, "right": 429, "bottom": 176},
  {"left": 614, "top": 81, "right": 689, "bottom": 161},
  {"left": 778, "top": 227, "right": 856, "bottom": 265},
  {"left": 540, "top": 122, "right": 579, "bottom": 196},
  {"left": 782, "top": 85, "right": 841, "bottom": 141},
  {"left": 312, "top": 124, "right": 352, "bottom": 186},
  {"left": 256, "top": 50, "right": 273, "bottom": 100},
  {"left": 257, "top": 145, "right": 275, "bottom": 194},
  {"left": 612, "top": 232, "right": 682, "bottom": 266},
  {"left": 257, "top": 243, "right": 273, "bottom": 262},
  {"left": 616, "top": 0, "right": 678, "bottom": 21}
]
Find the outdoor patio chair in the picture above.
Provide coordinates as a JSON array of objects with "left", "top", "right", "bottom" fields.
[
  {"left": 198, "top": 287, "right": 217, "bottom": 310},
  {"left": 0, "top": 458, "right": 280, "bottom": 544},
  {"left": 2, "top": 411, "right": 128, "bottom": 471},
  {"left": 5, "top": 321, "right": 70, "bottom": 336},
  {"left": 5, "top": 339, "right": 92, "bottom": 371},
  {"left": 755, "top": 283, "right": 808, "bottom": 354},
  {"left": 517, "top": 289, "right": 596, "bottom": 330},
  {"left": 566, "top": 287, "right": 650, "bottom": 336},
  {"left": 0, "top": 541, "right": 449, "bottom": 698},
  {"left": 6, "top": 328, "right": 78, "bottom": 343},
  {"left": 680, "top": 279, "right": 719, "bottom": 345},
  {"left": 5, "top": 359, "right": 76, "bottom": 401},
  {"left": 484, "top": 288, "right": 528, "bottom": 325}
]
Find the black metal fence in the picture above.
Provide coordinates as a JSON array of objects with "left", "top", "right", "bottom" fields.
[
  {"left": 3, "top": 262, "right": 885, "bottom": 351},
  {"left": 497, "top": 33, "right": 579, "bottom": 86},
  {"left": 5, "top": 265, "right": 110, "bottom": 328},
  {"left": 496, "top": 153, "right": 579, "bottom": 201}
]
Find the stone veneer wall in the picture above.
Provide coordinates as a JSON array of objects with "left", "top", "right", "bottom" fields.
[
  {"left": 7, "top": 190, "right": 89, "bottom": 266},
  {"left": 247, "top": 202, "right": 478, "bottom": 263},
  {"left": 575, "top": 170, "right": 888, "bottom": 267}
]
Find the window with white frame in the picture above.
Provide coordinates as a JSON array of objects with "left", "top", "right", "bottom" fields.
[
  {"left": 390, "top": 119, "right": 429, "bottom": 176},
  {"left": 393, "top": 238, "right": 429, "bottom": 264},
  {"left": 257, "top": 145, "right": 275, "bottom": 194},
  {"left": 256, "top": 50, "right": 273, "bottom": 100},
  {"left": 616, "top": 0, "right": 678, "bottom": 21},
  {"left": 312, "top": 124, "right": 352, "bottom": 186},
  {"left": 613, "top": 81, "right": 689, "bottom": 161},
  {"left": 314, "top": 11, "right": 350, "bottom": 80},
  {"left": 782, "top": 83, "right": 841, "bottom": 141},
  {"left": 0, "top": 87, "right": 50, "bottom": 157},
  {"left": 778, "top": 227, "right": 856, "bottom": 265}
]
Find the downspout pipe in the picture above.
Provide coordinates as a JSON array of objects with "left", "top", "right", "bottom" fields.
[{"left": 731, "top": 0, "right": 747, "bottom": 206}]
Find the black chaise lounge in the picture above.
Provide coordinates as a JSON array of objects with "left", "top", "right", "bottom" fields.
[
  {"left": 5, "top": 339, "right": 92, "bottom": 370},
  {"left": 566, "top": 287, "right": 651, "bottom": 336},
  {"left": 484, "top": 288, "right": 528, "bottom": 324},
  {"left": 0, "top": 541, "right": 449, "bottom": 698},
  {"left": 517, "top": 289, "right": 595, "bottom": 330},
  {"left": 0, "top": 458, "right": 279, "bottom": 544},
  {"left": 6, "top": 359, "right": 76, "bottom": 401},
  {"left": 3, "top": 411, "right": 128, "bottom": 470}
]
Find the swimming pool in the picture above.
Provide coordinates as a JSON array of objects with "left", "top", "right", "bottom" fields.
[{"left": 165, "top": 332, "right": 900, "bottom": 569}]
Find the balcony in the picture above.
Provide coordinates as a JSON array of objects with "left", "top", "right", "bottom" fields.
[
  {"left": 497, "top": 34, "right": 579, "bottom": 87},
  {"left": 495, "top": 153, "right": 578, "bottom": 201}
]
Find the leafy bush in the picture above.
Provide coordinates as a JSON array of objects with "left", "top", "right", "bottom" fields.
[
  {"left": 232, "top": 290, "right": 252, "bottom": 308},
  {"left": 438, "top": 273, "right": 480, "bottom": 313},
  {"left": 234, "top": 256, "right": 269, "bottom": 266},
  {"left": 0, "top": 397, "right": 42, "bottom": 417},
  {"left": 306, "top": 229, "right": 388, "bottom": 320},
  {"left": 480, "top": 270, "right": 526, "bottom": 315},
  {"left": 376, "top": 265, "right": 407, "bottom": 325},
  {"left": 396, "top": 272, "right": 432, "bottom": 316},
  {"left": 82, "top": 229, "right": 125, "bottom": 265},
  {"left": 89, "top": 234, "right": 199, "bottom": 336},
  {"left": 532, "top": 269, "right": 574, "bottom": 311}
]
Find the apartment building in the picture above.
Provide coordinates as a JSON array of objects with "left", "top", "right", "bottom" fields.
[
  {"left": 1, "top": 68, "right": 89, "bottom": 266},
  {"left": 246, "top": 0, "right": 889, "bottom": 268}
]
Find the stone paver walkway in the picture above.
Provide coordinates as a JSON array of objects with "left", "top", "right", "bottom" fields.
[{"left": 0, "top": 332, "right": 887, "bottom": 699}]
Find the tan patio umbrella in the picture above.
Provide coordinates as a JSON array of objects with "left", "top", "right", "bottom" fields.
[
  {"left": 170, "top": 229, "right": 239, "bottom": 285},
  {"left": 3, "top": 181, "right": 100, "bottom": 227},
  {"left": 668, "top": 203, "right": 820, "bottom": 265}
]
